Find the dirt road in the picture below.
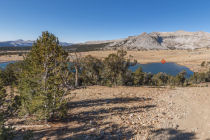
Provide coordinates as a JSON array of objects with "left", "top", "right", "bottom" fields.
[
  {"left": 169, "top": 86, "right": 210, "bottom": 139},
  {"left": 149, "top": 84, "right": 210, "bottom": 140}
]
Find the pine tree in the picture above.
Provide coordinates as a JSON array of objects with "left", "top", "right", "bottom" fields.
[
  {"left": 175, "top": 70, "right": 186, "bottom": 86},
  {"left": 81, "top": 55, "right": 103, "bottom": 85},
  {"left": 133, "top": 67, "right": 144, "bottom": 85},
  {"left": 152, "top": 72, "right": 169, "bottom": 86},
  {"left": 18, "top": 31, "right": 71, "bottom": 121},
  {"left": 102, "top": 50, "right": 136, "bottom": 86},
  {"left": 0, "top": 73, "right": 8, "bottom": 139}
]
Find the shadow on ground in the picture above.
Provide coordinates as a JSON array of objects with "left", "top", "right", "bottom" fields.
[
  {"left": 67, "top": 97, "right": 152, "bottom": 108},
  {"left": 13, "top": 97, "right": 155, "bottom": 139},
  {"left": 13, "top": 97, "right": 197, "bottom": 140},
  {"left": 150, "top": 128, "right": 196, "bottom": 140}
]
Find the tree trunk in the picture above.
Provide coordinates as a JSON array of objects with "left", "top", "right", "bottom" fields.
[{"left": 75, "top": 65, "right": 79, "bottom": 87}]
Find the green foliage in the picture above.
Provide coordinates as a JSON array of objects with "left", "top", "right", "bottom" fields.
[
  {"left": 142, "top": 73, "right": 153, "bottom": 86},
  {"left": 75, "top": 50, "right": 208, "bottom": 87},
  {"left": 0, "top": 61, "right": 24, "bottom": 86},
  {"left": 174, "top": 70, "right": 187, "bottom": 86},
  {"left": 22, "top": 130, "right": 33, "bottom": 140},
  {"left": 81, "top": 55, "right": 103, "bottom": 85},
  {"left": 75, "top": 50, "right": 136, "bottom": 86},
  {"left": 0, "top": 127, "right": 13, "bottom": 140},
  {"left": 0, "top": 76, "right": 6, "bottom": 106},
  {"left": 152, "top": 72, "right": 169, "bottom": 86},
  {"left": 0, "top": 75, "right": 13, "bottom": 140},
  {"left": 102, "top": 50, "right": 135, "bottom": 86},
  {"left": 190, "top": 72, "right": 204, "bottom": 84},
  {"left": 205, "top": 69, "right": 210, "bottom": 82},
  {"left": 18, "top": 31, "right": 70, "bottom": 121},
  {"left": 133, "top": 67, "right": 144, "bottom": 85},
  {"left": 190, "top": 69, "right": 210, "bottom": 84},
  {"left": 0, "top": 80, "right": 6, "bottom": 128},
  {"left": 0, "top": 65, "right": 16, "bottom": 86},
  {"left": 201, "top": 61, "right": 206, "bottom": 67}
]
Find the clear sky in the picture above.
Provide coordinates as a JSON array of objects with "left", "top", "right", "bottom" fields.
[{"left": 0, "top": 0, "right": 210, "bottom": 43}]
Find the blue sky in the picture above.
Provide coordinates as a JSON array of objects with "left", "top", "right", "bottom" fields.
[{"left": 0, "top": 0, "right": 210, "bottom": 43}]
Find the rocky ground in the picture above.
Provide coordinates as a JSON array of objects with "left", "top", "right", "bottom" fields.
[{"left": 9, "top": 84, "right": 210, "bottom": 140}]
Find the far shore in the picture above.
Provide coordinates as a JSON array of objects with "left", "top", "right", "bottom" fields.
[
  {"left": 1, "top": 48, "right": 210, "bottom": 72},
  {"left": 0, "top": 55, "right": 23, "bottom": 63}
]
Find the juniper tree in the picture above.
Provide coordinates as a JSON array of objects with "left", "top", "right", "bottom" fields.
[{"left": 18, "top": 31, "right": 71, "bottom": 121}]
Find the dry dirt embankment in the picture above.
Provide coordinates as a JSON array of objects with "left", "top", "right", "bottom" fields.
[{"left": 11, "top": 85, "right": 210, "bottom": 139}]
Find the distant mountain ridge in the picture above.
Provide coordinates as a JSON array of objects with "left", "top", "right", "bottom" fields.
[
  {"left": 1, "top": 31, "right": 210, "bottom": 50},
  {"left": 0, "top": 39, "right": 72, "bottom": 47},
  {"left": 82, "top": 31, "right": 210, "bottom": 50}
]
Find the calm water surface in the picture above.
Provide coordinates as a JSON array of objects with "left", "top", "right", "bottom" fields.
[
  {"left": 0, "top": 61, "right": 16, "bottom": 69},
  {"left": 0, "top": 61, "right": 194, "bottom": 77},
  {"left": 130, "top": 62, "right": 194, "bottom": 77}
]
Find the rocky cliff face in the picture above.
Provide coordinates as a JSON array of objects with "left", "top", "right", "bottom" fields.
[{"left": 104, "top": 31, "right": 210, "bottom": 50}]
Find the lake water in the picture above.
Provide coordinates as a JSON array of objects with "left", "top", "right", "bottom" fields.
[
  {"left": 130, "top": 62, "right": 194, "bottom": 77},
  {"left": 0, "top": 61, "right": 16, "bottom": 69},
  {"left": 0, "top": 61, "right": 194, "bottom": 77}
]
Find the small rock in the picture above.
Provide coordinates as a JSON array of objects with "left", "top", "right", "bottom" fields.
[{"left": 89, "top": 128, "right": 96, "bottom": 132}]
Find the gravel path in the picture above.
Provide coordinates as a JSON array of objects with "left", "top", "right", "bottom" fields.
[{"left": 149, "top": 85, "right": 210, "bottom": 140}]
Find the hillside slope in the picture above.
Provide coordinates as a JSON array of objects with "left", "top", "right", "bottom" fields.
[{"left": 84, "top": 31, "right": 210, "bottom": 50}]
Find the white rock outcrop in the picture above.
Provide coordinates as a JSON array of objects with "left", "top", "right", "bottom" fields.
[{"left": 104, "top": 31, "right": 210, "bottom": 50}]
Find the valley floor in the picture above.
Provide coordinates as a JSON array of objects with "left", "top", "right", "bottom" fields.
[
  {"left": 10, "top": 85, "right": 210, "bottom": 140},
  {"left": 80, "top": 48, "right": 210, "bottom": 72},
  {"left": 1, "top": 48, "right": 210, "bottom": 72}
]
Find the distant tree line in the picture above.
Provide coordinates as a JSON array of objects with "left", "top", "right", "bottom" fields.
[
  {"left": 0, "top": 46, "right": 31, "bottom": 51},
  {"left": 0, "top": 42, "right": 109, "bottom": 55}
]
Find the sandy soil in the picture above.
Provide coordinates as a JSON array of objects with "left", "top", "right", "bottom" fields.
[
  {"left": 9, "top": 85, "right": 210, "bottom": 140},
  {"left": 0, "top": 54, "right": 23, "bottom": 62},
  {"left": 170, "top": 86, "right": 210, "bottom": 139}
]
